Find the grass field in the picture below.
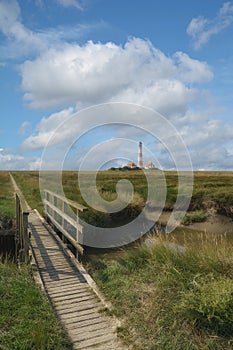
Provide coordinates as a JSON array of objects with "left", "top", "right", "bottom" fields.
[
  {"left": 1, "top": 170, "right": 233, "bottom": 350},
  {"left": 0, "top": 261, "right": 72, "bottom": 350},
  {"left": 89, "top": 235, "right": 233, "bottom": 349},
  {"left": 9, "top": 170, "right": 233, "bottom": 226}
]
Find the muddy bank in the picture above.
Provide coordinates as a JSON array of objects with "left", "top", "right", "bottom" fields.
[
  {"left": 157, "top": 211, "right": 233, "bottom": 234},
  {"left": 182, "top": 214, "right": 233, "bottom": 235},
  {"left": 154, "top": 211, "right": 233, "bottom": 247}
]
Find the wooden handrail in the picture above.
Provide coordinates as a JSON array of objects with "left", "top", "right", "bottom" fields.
[
  {"left": 43, "top": 190, "right": 87, "bottom": 257},
  {"left": 44, "top": 189, "right": 87, "bottom": 212},
  {"left": 10, "top": 173, "right": 31, "bottom": 263},
  {"left": 15, "top": 192, "right": 30, "bottom": 263}
]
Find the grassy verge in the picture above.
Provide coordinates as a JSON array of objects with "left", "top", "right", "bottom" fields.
[
  {"left": 0, "top": 261, "right": 72, "bottom": 350},
  {"left": 0, "top": 171, "right": 15, "bottom": 220},
  {"left": 88, "top": 235, "right": 233, "bottom": 350},
  {"left": 10, "top": 171, "right": 43, "bottom": 214}
]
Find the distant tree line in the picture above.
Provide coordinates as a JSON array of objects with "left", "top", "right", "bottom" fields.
[{"left": 108, "top": 166, "right": 142, "bottom": 171}]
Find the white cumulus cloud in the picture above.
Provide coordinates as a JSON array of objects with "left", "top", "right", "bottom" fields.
[
  {"left": 20, "top": 38, "right": 212, "bottom": 111},
  {"left": 22, "top": 107, "right": 75, "bottom": 150},
  {"left": 174, "top": 52, "right": 213, "bottom": 83}
]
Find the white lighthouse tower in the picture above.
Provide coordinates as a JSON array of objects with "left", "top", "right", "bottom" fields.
[{"left": 137, "top": 141, "right": 143, "bottom": 168}]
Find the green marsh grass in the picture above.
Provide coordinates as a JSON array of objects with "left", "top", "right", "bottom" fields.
[
  {"left": 7, "top": 170, "right": 233, "bottom": 349},
  {"left": 10, "top": 170, "right": 233, "bottom": 223},
  {"left": 0, "top": 261, "right": 72, "bottom": 350},
  {"left": 10, "top": 171, "right": 43, "bottom": 214},
  {"left": 0, "top": 171, "right": 15, "bottom": 219},
  {"left": 89, "top": 234, "right": 233, "bottom": 350}
]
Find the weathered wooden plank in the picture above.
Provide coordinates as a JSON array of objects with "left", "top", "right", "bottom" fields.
[
  {"left": 42, "top": 268, "right": 75, "bottom": 276},
  {"left": 56, "top": 302, "right": 100, "bottom": 314},
  {"left": 63, "top": 315, "right": 105, "bottom": 328},
  {"left": 34, "top": 256, "right": 70, "bottom": 263},
  {"left": 77, "top": 341, "right": 120, "bottom": 350},
  {"left": 35, "top": 248, "right": 62, "bottom": 253},
  {"left": 65, "top": 319, "right": 111, "bottom": 333},
  {"left": 54, "top": 297, "right": 99, "bottom": 311},
  {"left": 36, "top": 262, "right": 71, "bottom": 270},
  {"left": 48, "top": 282, "right": 87, "bottom": 292},
  {"left": 47, "top": 284, "right": 88, "bottom": 294},
  {"left": 41, "top": 270, "right": 81, "bottom": 279},
  {"left": 40, "top": 269, "right": 74, "bottom": 276},
  {"left": 44, "top": 277, "right": 86, "bottom": 287},
  {"left": 37, "top": 252, "right": 63, "bottom": 258},
  {"left": 32, "top": 243, "right": 56, "bottom": 247},
  {"left": 72, "top": 332, "right": 116, "bottom": 348},
  {"left": 37, "top": 247, "right": 61, "bottom": 251},
  {"left": 38, "top": 262, "right": 72, "bottom": 270},
  {"left": 69, "top": 325, "right": 115, "bottom": 343},
  {"left": 65, "top": 322, "right": 114, "bottom": 339},
  {"left": 41, "top": 269, "right": 79, "bottom": 281},
  {"left": 42, "top": 276, "right": 83, "bottom": 285},
  {"left": 57, "top": 307, "right": 101, "bottom": 321},
  {"left": 52, "top": 290, "right": 93, "bottom": 301},
  {"left": 41, "top": 268, "right": 76, "bottom": 276},
  {"left": 36, "top": 252, "right": 67, "bottom": 258},
  {"left": 53, "top": 294, "right": 98, "bottom": 306}
]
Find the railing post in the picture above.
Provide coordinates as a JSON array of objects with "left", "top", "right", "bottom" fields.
[
  {"left": 76, "top": 212, "right": 83, "bottom": 244},
  {"left": 53, "top": 193, "right": 56, "bottom": 223},
  {"left": 76, "top": 211, "right": 82, "bottom": 260},
  {"left": 15, "top": 193, "right": 30, "bottom": 263},
  {"left": 45, "top": 191, "right": 48, "bottom": 214},
  {"left": 15, "top": 194, "right": 20, "bottom": 258},
  {"left": 23, "top": 212, "right": 30, "bottom": 263},
  {"left": 62, "top": 201, "right": 66, "bottom": 231}
]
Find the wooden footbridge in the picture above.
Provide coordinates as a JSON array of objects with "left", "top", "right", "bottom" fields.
[{"left": 10, "top": 174, "right": 127, "bottom": 350}]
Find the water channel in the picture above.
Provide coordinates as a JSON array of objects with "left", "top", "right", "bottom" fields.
[{"left": 85, "top": 212, "right": 233, "bottom": 263}]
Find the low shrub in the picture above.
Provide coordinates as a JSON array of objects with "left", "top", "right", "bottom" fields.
[
  {"left": 181, "top": 275, "right": 233, "bottom": 336},
  {"left": 182, "top": 210, "right": 207, "bottom": 225}
]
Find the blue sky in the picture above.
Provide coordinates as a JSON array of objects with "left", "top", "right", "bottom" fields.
[{"left": 1, "top": 0, "right": 233, "bottom": 170}]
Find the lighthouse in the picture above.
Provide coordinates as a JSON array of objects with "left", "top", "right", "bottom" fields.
[{"left": 138, "top": 141, "right": 143, "bottom": 168}]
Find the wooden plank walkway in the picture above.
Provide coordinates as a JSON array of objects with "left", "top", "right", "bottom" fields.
[
  {"left": 29, "top": 210, "right": 126, "bottom": 350},
  {"left": 10, "top": 174, "right": 127, "bottom": 350}
]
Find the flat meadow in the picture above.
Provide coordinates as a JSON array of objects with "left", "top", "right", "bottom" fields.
[{"left": 9, "top": 169, "right": 233, "bottom": 226}]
